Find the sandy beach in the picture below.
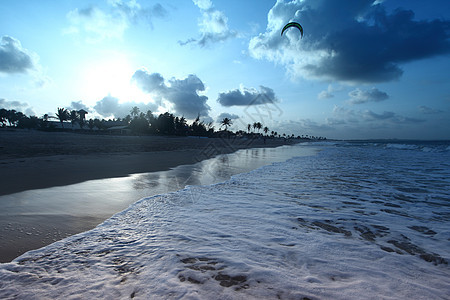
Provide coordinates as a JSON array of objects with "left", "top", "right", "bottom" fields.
[
  {"left": 0, "top": 129, "right": 294, "bottom": 196},
  {"left": 0, "top": 129, "right": 297, "bottom": 262}
]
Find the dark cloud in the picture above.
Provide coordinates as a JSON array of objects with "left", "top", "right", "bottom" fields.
[
  {"left": 249, "top": 0, "right": 450, "bottom": 83},
  {"left": 0, "top": 98, "right": 35, "bottom": 115},
  {"left": 133, "top": 69, "right": 166, "bottom": 93},
  {"left": 94, "top": 95, "right": 158, "bottom": 118},
  {"left": 332, "top": 105, "right": 424, "bottom": 125},
  {"left": 348, "top": 88, "right": 389, "bottom": 104},
  {"left": 69, "top": 100, "right": 90, "bottom": 111},
  {"left": 179, "top": 0, "right": 236, "bottom": 47},
  {"left": 216, "top": 112, "right": 239, "bottom": 123},
  {"left": 132, "top": 69, "right": 210, "bottom": 119},
  {"left": 217, "top": 85, "right": 278, "bottom": 107},
  {"left": 363, "top": 110, "right": 424, "bottom": 123},
  {"left": 418, "top": 106, "right": 443, "bottom": 114},
  {"left": 0, "top": 36, "right": 35, "bottom": 74}
]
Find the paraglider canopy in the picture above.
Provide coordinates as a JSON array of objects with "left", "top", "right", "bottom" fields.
[{"left": 281, "top": 22, "right": 303, "bottom": 38}]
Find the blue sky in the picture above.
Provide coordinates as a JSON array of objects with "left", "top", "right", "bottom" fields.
[{"left": 1, "top": 0, "right": 449, "bottom": 139}]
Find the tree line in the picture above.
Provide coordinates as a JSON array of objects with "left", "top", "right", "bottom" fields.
[{"left": 0, "top": 106, "right": 326, "bottom": 140}]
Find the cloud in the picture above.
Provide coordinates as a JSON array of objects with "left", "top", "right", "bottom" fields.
[
  {"left": 363, "top": 110, "right": 423, "bottom": 124},
  {"left": 94, "top": 95, "right": 158, "bottom": 118},
  {"left": 276, "top": 119, "right": 332, "bottom": 134},
  {"left": 0, "top": 36, "right": 36, "bottom": 74},
  {"left": 132, "top": 68, "right": 210, "bottom": 119},
  {"left": 69, "top": 100, "right": 91, "bottom": 111},
  {"left": 0, "top": 36, "right": 51, "bottom": 87},
  {"left": 348, "top": 88, "right": 389, "bottom": 104},
  {"left": 65, "top": 6, "right": 127, "bottom": 41},
  {"left": 132, "top": 69, "right": 165, "bottom": 93},
  {"left": 248, "top": 0, "right": 450, "bottom": 83},
  {"left": 0, "top": 98, "right": 35, "bottom": 116},
  {"left": 331, "top": 105, "right": 424, "bottom": 125},
  {"left": 418, "top": 106, "right": 443, "bottom": 114},
  {"left": 65, "top": 1, "right": 167, "bottom": 42},
  {"left": 217, "top": 85, "right": 279, "bottom": 107},
  {"left": 216, "top": 112, "right": 239, "bottom": 123},
  {"left": 318, "top": 91, "right": 334, "bottom": 100},
  {"left": 317, "top": 84, "right": 340, "bottom": 100},
  {"left": 179, "top": 0, "right": 236, "bottom": 47}
]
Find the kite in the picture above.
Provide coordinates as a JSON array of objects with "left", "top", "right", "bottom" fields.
[{"left": 281, "top": 22, "right": 303, "bottom": 38}]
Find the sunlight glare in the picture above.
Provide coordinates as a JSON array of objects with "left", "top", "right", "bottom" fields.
[{"left": 82, "top": 58, "right": 149, "bottom": 104}]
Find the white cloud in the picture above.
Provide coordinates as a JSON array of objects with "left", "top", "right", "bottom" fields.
[
  {"left": 347, "top": 88, "right": 388, "bottom": 104},
  {"left": 93, "top": 95, "right": 158, "bottom": 118},
  {"left": 65, "top": 1, "right": 167, "bottom": 42},
  {"left": 179, "top": 0, "right": 236, "bottom": 47},
  {"left": 318, "top": 85, "right": 339, "bottom": 100},
  {"left": 65, "top": 6, "right": 128, "bottom": 41},
  {"left": 192, "top": 0, "right": 212, "bottom": 11},
  {"left": 248, "top": 0, "right": 450, "bottom": 83}
]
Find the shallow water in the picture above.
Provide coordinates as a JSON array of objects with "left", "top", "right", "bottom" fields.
[
  {"left": 0, "top": 141, "right": 449, "bottom": 299},
  {"left": 0, "top": 145, "right": 313, "bottom": 262}
]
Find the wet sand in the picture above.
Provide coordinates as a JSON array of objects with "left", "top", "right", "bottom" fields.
[
  {"left": 0, "top": 129, "right": 301, "bottom": 262},
  {"left": 0, "top": 129, "right": 294, "bottom": 196}
]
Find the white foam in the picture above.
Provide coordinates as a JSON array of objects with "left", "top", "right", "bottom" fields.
[
  {"left": 1, "top": 142, "right": 449, "bottom": 299},
  {"left": 385, "top": 143, "right": 419, "bottom": 150}
]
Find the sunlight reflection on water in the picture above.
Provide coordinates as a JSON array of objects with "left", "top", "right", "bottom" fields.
[
  {"left": 1, "top": 146, "right": 317, "bottom": 218},
  {"left": 0, "top": 144, "right": 317, "bottom": 262}
]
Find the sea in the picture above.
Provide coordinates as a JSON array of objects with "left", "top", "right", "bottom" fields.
[{"left": 0, "top": 140, "right": 449, "bottom": 299}]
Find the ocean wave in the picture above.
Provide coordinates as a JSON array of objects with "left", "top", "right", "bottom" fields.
[{"left": 1, "top": 143, "right": 449, "bottom": 299}]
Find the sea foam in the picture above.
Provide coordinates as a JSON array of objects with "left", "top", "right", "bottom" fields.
[{"left": 1, "top": 141, "right": 449, "bottom": 299}]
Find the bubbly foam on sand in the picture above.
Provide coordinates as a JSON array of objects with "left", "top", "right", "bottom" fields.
[{"left": 1, "top": 142, "right": 449, "bottom": 299}]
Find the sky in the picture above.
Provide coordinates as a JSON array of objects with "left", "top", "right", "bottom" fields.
[{"left": 0, "top": 0, "right": 449, "bottom": 140}]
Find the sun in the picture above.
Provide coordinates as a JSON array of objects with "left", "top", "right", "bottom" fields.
[{"left": 81, "top": 56, "right": 148, "bottom": 104}]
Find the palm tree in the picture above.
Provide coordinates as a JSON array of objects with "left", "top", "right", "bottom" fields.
[
  {"left": 56, "top": 108, "right": 69, "bottom": 128},
  {"left": 69, "top": 110, "right": 79, "bottom": 128},
  {"left": 263, "top": 126, "right": 269, "bottom": 136},
  {"left": 220, "top": 117, "right": 232, "bottom": 131},
  {"left": 88, "top": 119, "right": 95, "bottom": 130},
  {"left": 255, "top": 122, "right": 262, "bottom": 133},
  {"left": 247, "top": 124, "right": 251, "bottom": 133},
  {"left": 130, "top": 106, "right": 140, "bottom": 119},
  {"left": 78, "top": 109, "right": 88, "bottom": 129},
  {"left": 124, "top": 115, "right": 132, "bottom": 124},
  {"left": 145, "top": 110, "right": 155, "bottom": 122}
]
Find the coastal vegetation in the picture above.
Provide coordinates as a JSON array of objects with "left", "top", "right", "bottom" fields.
[{"left": 0, "top": 107, "right": 326, "bottom": 140}]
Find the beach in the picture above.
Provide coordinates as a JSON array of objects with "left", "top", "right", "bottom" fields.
[
  {"left": 1, "top": 140, "right": 449, "bottom": 299},
  {"left": 0, "top": 129, "right": 298, "bottom": 262},
  {"left": 0, "top": 129, "right": 294, "bottom": 196}
]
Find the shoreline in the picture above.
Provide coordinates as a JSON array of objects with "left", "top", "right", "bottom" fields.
[
  {"left": 0, "top": 130, "right": 300, "bottom": 262},
  {"left": 0, "top": 130, "right": 295, "bottom": 196}
]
